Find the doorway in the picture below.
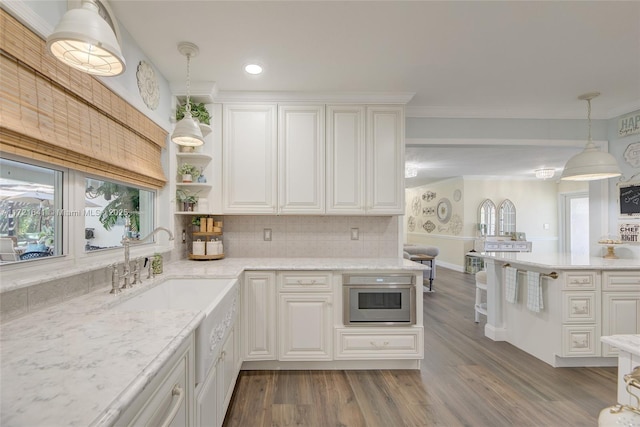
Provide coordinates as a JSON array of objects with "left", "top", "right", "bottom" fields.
[{"left": 560, "top": 192, "right": 589, "bottom": 255}]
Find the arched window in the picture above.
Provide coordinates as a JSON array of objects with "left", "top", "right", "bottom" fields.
[
  {"left": 477, "top": 199, "right": 496, "bottom": 236},
  {"left": 498, "top": 199, "right": 517, "bottom": 235}
]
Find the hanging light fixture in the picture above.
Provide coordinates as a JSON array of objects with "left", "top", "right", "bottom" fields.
[
  {"left": 46, "top": 0, "right": 125, "bottom": 77},
  {"left": 171, "top": 42, "right": 204, "bottom": 147},
  {"left": 561, "top": 92, "right": 621, "bottom": 181},
  {"left": 535, "top": 168, "right": 555, "bottom": 180}
]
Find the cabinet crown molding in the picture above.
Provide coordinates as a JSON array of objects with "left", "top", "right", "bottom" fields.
[{"left": 214, "top": 91, "right": 415, "bottom": 104}]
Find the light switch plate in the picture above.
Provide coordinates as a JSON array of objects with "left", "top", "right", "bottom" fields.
[
  {"left": 264, "top": 228, "right": 272, "bottom": 241},
  {"left": 351, "top": 228, "right": 359, "bottom": 240}
]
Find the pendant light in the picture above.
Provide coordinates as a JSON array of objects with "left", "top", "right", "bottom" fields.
[
  {"left": 46, "top": 0, "right": 125, "bottom": 77},
  {"left": 561, "top": 92, "right": 621, "bottom": 181},
  {"left": 171, "top": 42, "right": 204, "bottom": 147}
]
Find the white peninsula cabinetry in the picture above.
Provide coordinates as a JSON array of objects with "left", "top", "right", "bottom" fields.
[
  {"left": 222, "top": 103, "right": 404, "bottom": 215},
  {"left": 242, "top": 270, "right": 423, "bottom": 369},
  {"left": 477, "top": 253, "right": 640, "bottom": 367}
]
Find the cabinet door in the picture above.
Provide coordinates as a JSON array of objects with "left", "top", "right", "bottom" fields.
[
  {"left": 195, "top": 357, "right": 219, "bottom": 427},
  {"left": 326, "top": 105, "right": 366, "bottom": 214},
  {"left": 222, "top": 104, "right": 277, "bottom": 213},
  {"left": 602, "top": 293, "right": 640, "bottom": 356},
  {"left": 278, "top": 105, "right": 325, "bottom": 214},
  {"left": 278, "top": 293, "right": 333, "bottom": 360},
  {"left": 219, "top": 328, "right": 237, "bottom": 416},
  {"left": 243, "top": 272, "right": 277, "bottom": 360},
  {"left": 366, "top": 106, "right": 404, "bottom": 214}
]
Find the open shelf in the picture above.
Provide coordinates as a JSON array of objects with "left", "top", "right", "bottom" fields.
[
  {"left": 176, "top": 152, "right": 212, "bottom": 162},
  {"left": 176, "top": 182, "right": 211, "bottom": 188},
  {"left": 193, "top": 231, "right": 223, "bottom": 237},
  {"left": 188, "top": 253, "right": 225, "bottom": 261}
]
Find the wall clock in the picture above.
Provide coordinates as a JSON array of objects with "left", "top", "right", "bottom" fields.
[
  {"left": 136, "top": 60, "right": 160, "bottom": 110},
  {"left": 436, "top": 198, "right": 452, "bottom": 223}
]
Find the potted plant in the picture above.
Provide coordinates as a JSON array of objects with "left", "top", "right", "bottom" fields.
[
  {"left": 191, "top": 216, "right": 201, "bottom": 232},
  {"left": 177, "top": 163, "right": 200, "bottom": 183},
  {"left": 176, "top": 189, "right": 199, "bottom": 212},
  {"left": 176, "top": 101, "right": 210, "bottom": 125}
]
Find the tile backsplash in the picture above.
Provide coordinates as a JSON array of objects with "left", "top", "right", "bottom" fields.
[{"left": 217, "top": 215, "right": 399, "bottom": 258}]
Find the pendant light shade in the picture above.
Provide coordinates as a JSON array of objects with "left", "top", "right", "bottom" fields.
[
  {"left": 46, "top": 0, "right": 125, "bottom": 77},
  {"left": 171, "top": 42, "right": 204, "bottom": 147},
  {"left": 561, "top": 93, "right": 621, "bottom": 181}
]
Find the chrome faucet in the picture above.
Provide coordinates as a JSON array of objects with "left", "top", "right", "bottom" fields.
[{"left": 116, "top": 227, "right": 175, "bottom": 290}]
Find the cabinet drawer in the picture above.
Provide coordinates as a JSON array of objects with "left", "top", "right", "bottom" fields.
[
  {"left": 603, "top": 271, "right": 640, "bottom": 291},
  {"left": 120, "top": 336, "right": 193, "bottom": 427},
  {"left": 562, "top": 292, "right": 597, "bottom": 323},
  {"left": 278, "top": 272, "right": 332, "bottom": 291},
  {"left": 563, "top": 272, "right": 597, "bottom": 290},
  {"left": 561, "top": 325, "right": 599, "bottom": 357},
  {"left": 335, "top": 328, "right": 423, "bottom": 360}
]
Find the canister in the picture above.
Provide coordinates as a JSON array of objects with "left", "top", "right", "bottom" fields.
[
  {"left": 206, "top": 217, "right": 214, "bottom": 233},
  {"left": 192, "top": 239, "right": 205, "bottom": 256},
  {"left": 206, "top": 239, "right": 217, "bottom": 255},
  {"left": 200, "top": 217, "right": 207, "bottom": 233}
]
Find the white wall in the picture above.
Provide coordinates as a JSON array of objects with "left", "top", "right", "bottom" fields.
[{"left": 406, "top": 177, "right": 560, "bottom": 270}]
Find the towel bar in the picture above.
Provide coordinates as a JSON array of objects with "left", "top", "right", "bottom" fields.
[{"left": 501, "top": 263, "right": 558, "bottom": 280}]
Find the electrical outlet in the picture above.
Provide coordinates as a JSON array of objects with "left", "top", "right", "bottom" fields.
[
  {"left": 543, "top": 223, "right": 550, "bottom": 230},
  {"left": 264, "top": 228, "right": 272, "bottom": 241},
  {"left": 351, "top": 228, "right": 359, "bottom": 240}
]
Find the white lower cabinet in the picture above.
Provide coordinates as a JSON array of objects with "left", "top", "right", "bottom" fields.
[
  {"left": 195, "top": 327, "right": 239, "bottom": 427},
  {"left": 335, "top": 328, "right": 423, "bottom": 359},
  {"left": 278, "top": 293, "right": 333, "bottom": 360},
  {"left": 602, "top": 292, "right": 640, "bottom": 356},
  {"left": 242, "top": 271, "right": 277, "bottom": 360},
  {"left": 277, "top": 271, "right": 333, "bottom": 361},
  {"left": 118, "top": 335, "right": 195, "bottom": 427}
]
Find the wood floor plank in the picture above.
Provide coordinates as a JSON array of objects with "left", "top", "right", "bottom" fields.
[{"left": 223, "top": 267, "right": 617, "bottom": 427}]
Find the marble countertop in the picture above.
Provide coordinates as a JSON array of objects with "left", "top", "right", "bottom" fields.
[
  {"left": 469, "top": 251, "right": 639, "bottom": 270},
  {"left": 601, "top": 335, "right": 640, "bottom": 356},
  {"left": 1, "top": 257, "right": 426, "bottom": 426}
]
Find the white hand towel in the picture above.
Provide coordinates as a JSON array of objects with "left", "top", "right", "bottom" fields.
[
  {"left": 505, "top": 266, "right": 518, "bottom": 303},
  {"left": 526, "top": 271, "right": 543, "bottom": 313}
]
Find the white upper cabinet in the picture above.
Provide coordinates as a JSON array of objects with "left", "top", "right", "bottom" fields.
[
  {"left": 222, "top": 104, "right": 278, "bottom": 213},
  {"left": 278, "top": 105, "right": 325, "bottom": 214},
  {"left": 327, "top": 105, "right": 404, "bottom": 215},
  {"left": 366, "top": 106, "right": 405, "bottom": 214},
  {"left": 326, "top": 105, "right": 366, "bottom": 214},
  {"left": 222, "top": 102, "right": 404, "bottom": 215}
]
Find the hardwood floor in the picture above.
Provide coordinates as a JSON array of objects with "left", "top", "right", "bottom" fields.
[{"left": 223, "top": 267, "right": 617, "bottom": 426}]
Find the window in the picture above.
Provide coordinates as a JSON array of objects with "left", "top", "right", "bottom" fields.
[
  {"left": 84, "top": 178, "right": 155, "bottom": 251},
  {"left": 477, "top": 199, "right": 496, "bottom": 236},
  {"left": 0, "top": 158, "right": 63, "bottom": 263},
  {"left": 498, "top": 199, "right": 516, "bottom": 235}
]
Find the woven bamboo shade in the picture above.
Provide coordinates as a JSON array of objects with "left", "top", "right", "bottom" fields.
[{"left": 0, "top": 10, "right": 167, "bottom": 189}]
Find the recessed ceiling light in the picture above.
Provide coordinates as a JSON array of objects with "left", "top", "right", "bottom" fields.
[{"left": 244, "top": 64, "right": 263, "bottom": 75}]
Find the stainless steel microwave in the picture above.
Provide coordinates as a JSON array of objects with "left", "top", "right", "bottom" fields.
[{"left": 342, "top": 274, "right": 416, "bottom": 326}]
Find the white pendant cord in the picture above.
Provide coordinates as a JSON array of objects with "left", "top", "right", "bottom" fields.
[
  {"left": 185, "top": 53, "right": 192, "bottom": 114},
  {"left": 586, "top": 97, "right": 592, "bottom": 145}
]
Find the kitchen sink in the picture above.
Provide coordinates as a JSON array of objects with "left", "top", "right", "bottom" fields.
[{"left": 114, "top": 277, "right": 239, "bottom": 384}]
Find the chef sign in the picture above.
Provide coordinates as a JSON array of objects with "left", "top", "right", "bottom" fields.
[{"left": 619, "top": 223, "right": 640, "bottom": 243}]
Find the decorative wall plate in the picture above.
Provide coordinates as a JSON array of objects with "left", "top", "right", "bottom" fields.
[
  {"left": 436, "top": 198, "right": 452, "bottom": 223},
  {"left": 422, "top": 191, "right": 436, "bottom": 202},
  {"left": 411, "top": 196, "right": 421, "bottom": 216},
  {"left": 449, "top": 214, "right": 463, "bottom": 235},
  {"left": 423, "top": 206, "right": 435, "bottom": 216},
  {"left": 136, "top": 60, "right": 160, "bottom": 110},
  {"left": 453, "top": 189, "right": 462, "bottom": 202},
  {"left": 423, "top": 220, "right": 436, "bottom": 233},
  {"left": 624, "top": 142, "right": 640, "bottom": 167},
  {"left": 407, "top": 216, "right": 416, "bottom": 232}
]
